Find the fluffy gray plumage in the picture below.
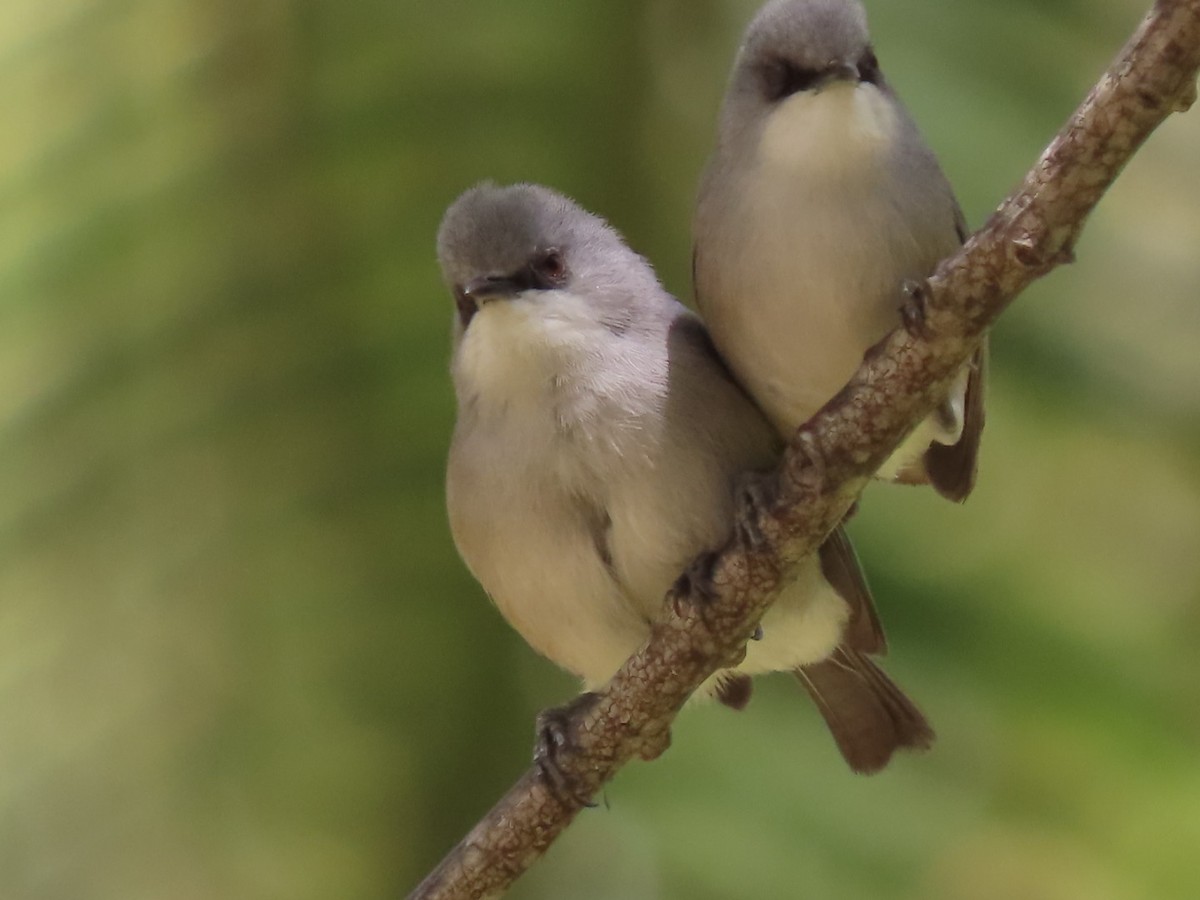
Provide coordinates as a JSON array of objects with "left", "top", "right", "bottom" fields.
[
  {"left": 439, "top": 182, "right": 932, "bottom": 772},
  {"left": 695, "top": 0, "right": 985, "bottom": 500}
]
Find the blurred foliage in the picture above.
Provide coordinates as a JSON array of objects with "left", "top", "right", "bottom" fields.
[{"left": 1, "top": 1, "right": 1198, "bottom": 898}]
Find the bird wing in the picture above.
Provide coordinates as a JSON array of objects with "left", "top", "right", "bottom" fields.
[
  {"left": 817, "top": 523, "right": 886, "bottom": 655},
  {"left": 924, "top": 202, "right": 987, "bottom": 501}
]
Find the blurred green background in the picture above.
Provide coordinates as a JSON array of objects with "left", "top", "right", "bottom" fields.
[{"left": 2, "top": 1, "right": 1199, "bottom": 898}]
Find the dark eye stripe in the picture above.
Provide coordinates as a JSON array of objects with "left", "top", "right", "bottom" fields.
[
  {"left": 762, "top": 61, "right": 821, "bottom": 101},
  {"left": 858, "top": 48, "right": 881, "bottom": 85}
]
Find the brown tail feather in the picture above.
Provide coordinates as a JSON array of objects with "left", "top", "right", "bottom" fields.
[
  {"left": 925, "top": 341, "right": 987, "bottom": 502},
  {"left": 797, "top": 647, "right": 935, "bottom": 774},
  {"left": 818, "top": 525, "right": 885, "bottom": 655}
]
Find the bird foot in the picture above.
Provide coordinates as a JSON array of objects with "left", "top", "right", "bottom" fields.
[
  {"left": 668, "top": 554, "right": 749, "bottom": 670},
  {"left": 789, "top": 429, "right": 827, "bottom": 496},
  {"left": 732, "top": 469, "right": 777, "bottom": 552},
  {"left": 900, "top": 278, "right": 933, "bottom": 339},
  {"left": 533, "top": 692, "right": 603, "bottom": 808}
]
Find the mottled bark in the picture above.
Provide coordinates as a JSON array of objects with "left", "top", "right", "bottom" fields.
[{"left": 409, "top": 2, "right": 1200, "bottom": 898}]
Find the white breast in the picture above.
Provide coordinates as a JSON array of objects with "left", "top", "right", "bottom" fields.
[
  {"left": 697, "top": 83, "right": 962, "bottom": 472},
  {"left": 448, "top": 296, "right": 663, "bottom": 687}
]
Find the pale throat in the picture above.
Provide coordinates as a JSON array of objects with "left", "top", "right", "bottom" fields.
[
  {"left": 453, "top": 295, "right": 593, "bottom": 407},
  {"left": 757, "top": 82, "right": 900, "bottom": 177}
]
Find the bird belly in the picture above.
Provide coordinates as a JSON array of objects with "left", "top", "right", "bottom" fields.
[
  {"left": 707, "top": 178, "right": 906, "bottom": 435},
  {"left": 699, "top": 101, "right": 962, "bottom": 474},
  {"left": 448, "top": 461, "right": 650, "bottom": 688},
  {"left": 738, "top": 562, "right": 849, "bottom": 675},
  {"left": 447, "top": 357, "right": 654, "bottom": 689}
]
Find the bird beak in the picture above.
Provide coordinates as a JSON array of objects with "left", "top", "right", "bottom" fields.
[
  {"left": 817, "top": 61, "right": 861, "bottom": 90},
  {"left": 462, "top": 274, "right": 523, "bottom": 303},
  {"left": 455, "top": 274, "right": 525, "bottom": 328}
]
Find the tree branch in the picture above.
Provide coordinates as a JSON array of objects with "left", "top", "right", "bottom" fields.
[{"left": 409, "top": 2, "right": 1200, "bottom": 898}]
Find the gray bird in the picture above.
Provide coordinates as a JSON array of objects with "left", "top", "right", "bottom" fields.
[
  {"left": 438, "top": 182, "right": 932, "bottom": 772},
  {"left": 694, "top": 0, "right": 985, "bottom": 499}
]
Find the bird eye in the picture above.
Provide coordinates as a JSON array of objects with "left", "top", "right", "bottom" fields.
[
  {"left": 763, "top": 60, "right": 821, "bottom": 102},
  {"left": 532, "top": 249, "right": 568, "bottom": 286},
  {"left": 857, "top": 48, "right": 881, "bottom": 86}
]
